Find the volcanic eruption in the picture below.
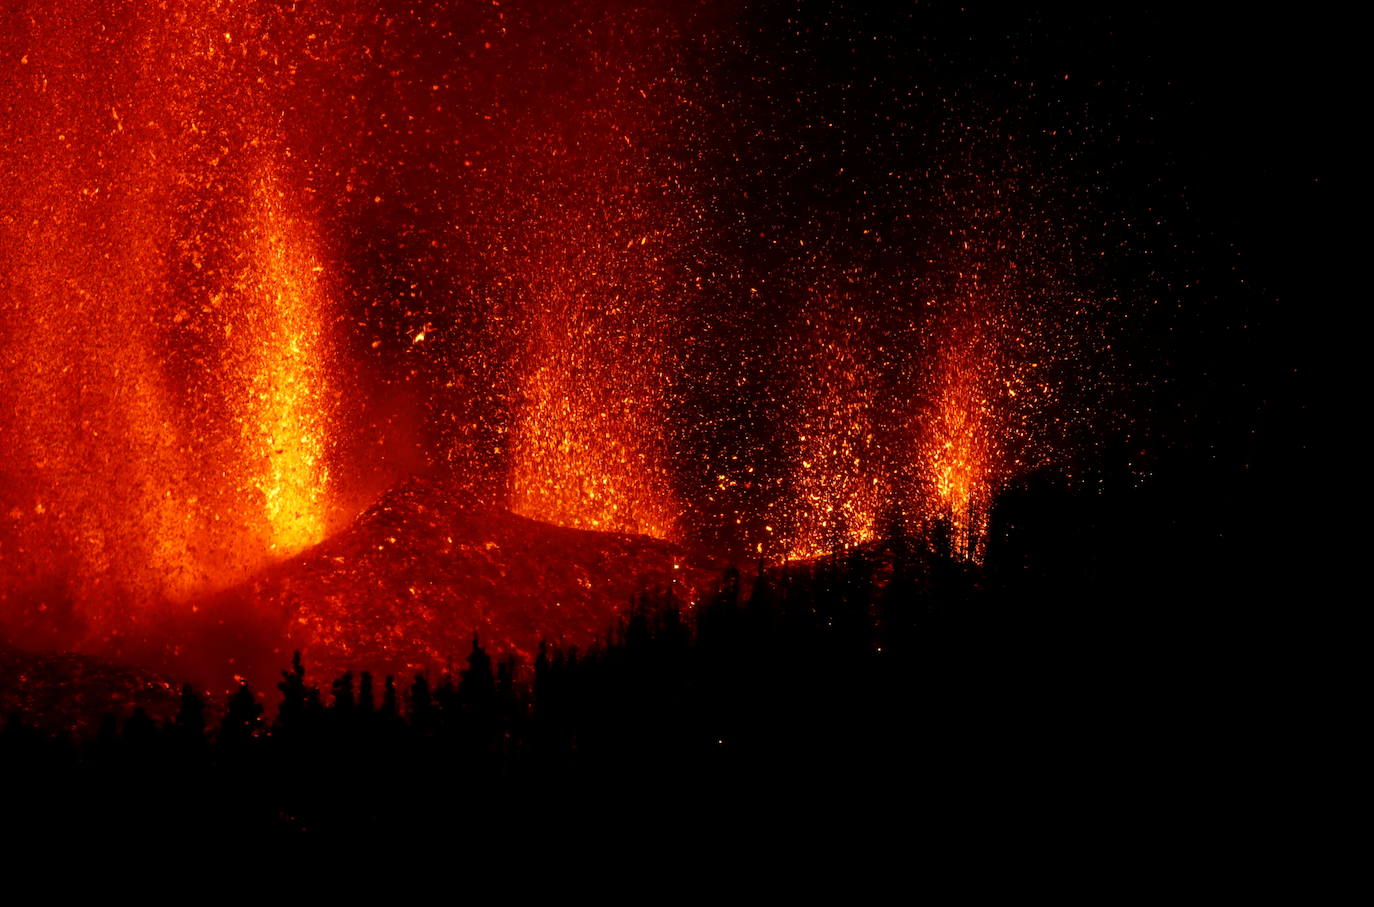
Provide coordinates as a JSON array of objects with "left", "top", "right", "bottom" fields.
[{"left": 1, "top": 0, "right": 1128, "bottom": 697}]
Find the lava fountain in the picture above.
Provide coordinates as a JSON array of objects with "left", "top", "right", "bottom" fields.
[
  {"left": 922, "top": 288, "right": 1001, "bottom": 561},
  {"left": 0, "top": 1, "right": 1127, "bottom": 687},
  {"left": 231, "top": 172, "right": 336, "bottom": 557},
  {"left": 481, "top": 10, "right": 698, "bottom": 543},
  {"left": 0, "top": 0, "right": 348, "bottom": 649},
  {"left": 777, "top": 293, "right": 885, "bottom": 560}
]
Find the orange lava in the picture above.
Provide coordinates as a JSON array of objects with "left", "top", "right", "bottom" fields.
[
  {"left": 924, "top": 316, "right": 999, "bottom": 561},
  {"left": 490, "top": 25, "right": 691, "bottom": 543},
  {"left": 778, "top": 297, "right": 884, "bottom": 559},
  {"left": 233, "top": 173, "right": 336, "bottom": 557},
  {"left": 0, "top": 1, "right": 350, "bottom": 650},
  {"left": 0, "top": 1, "right": 1110, "bottom": 685}
]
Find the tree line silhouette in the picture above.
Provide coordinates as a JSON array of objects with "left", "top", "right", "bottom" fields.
[{"left": 1, "top": 461, "right": 1279, "bottom": 845}]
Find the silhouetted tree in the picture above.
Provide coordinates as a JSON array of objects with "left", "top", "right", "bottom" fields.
[
  {"left": 359, "top": 671, "right": 376, "bottom": 716},
  {"left": 381, "top": 675, "right": 400, "bottom": 725},
  {"left": 173, "top": 683, "right": 206, "bottom": 744},
  {"left": 220, "top": 682, "right": 263, "bottom": 747},
  {"left": 459, "top": 636, "right": 495, "bottom": 706},
  {"left": 331, "top": 671, "right": 356, "bottom": 714},
  {"left": 276, "top": 650, "right": 310, "bottom": 736},
  {"left": 409, "top": 672, "right": 435, "bottom": 734},
  {"left": 124, "top": 706, "right": 156, "bottom": 749}
]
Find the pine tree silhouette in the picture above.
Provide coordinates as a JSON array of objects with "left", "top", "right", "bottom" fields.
[
  {"left": 409, "top": 673, "right": 435, "bottom": 734},
  {"left": 331, "top": 671, "right": 356, "bottom": 714},
  {"left": 359, "top": 671, "right": 376, "bottom": 716},
  {"left": 220, "top": 682, "right": 263, "bottom": 747},
  {"left": 459, "top": 635, "right": 495, "bottom": 705},
  {"left": 276, "top": 650, "right": 310, "bottom": 736},
  {"left": 381, "top": 675, "right": 400, "bottom": 725},
  {"left": 173, "top": 684, "right": 206, "bottom": 744}
]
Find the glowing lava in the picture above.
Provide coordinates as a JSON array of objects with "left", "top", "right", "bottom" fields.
[
  {"left": 486, "top": 18, "right": 694, "bottom": 543},
  {"left": 779, "top": 296, "right": 884, "bottom": 559},
  {"left": 924, "top": 314, "right": 1000, "bottom": 561},
  {"left": 234, "top": 173, "right": 335, "bottom": 556},
  {"left": 0, "top": 1, "right": 1129, "bottom": 682},
  {"left": 0, "top": 1, "right": 348, "bottom": 649}
]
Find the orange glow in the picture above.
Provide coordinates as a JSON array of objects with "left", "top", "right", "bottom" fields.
[
  {"left": 509, "top": 332, "right": 678, "bottom": 540},
  {"left": 491, "top": 42, "right": 687, "bottom": 543},
  {"left": 926, "top": 336, "right": 997, "bottom": 561},
  {"left": 780, "top": 299, "right": 883, "bottom": 559},
  {"left": 233, "top": 174, "right": 335, "bottom": 556},
  {"left": 0, "top": 1, "right": 1113, "bottom": 687},
  {"left": 0, "top": 1, "right": 348, "bottom": 649}
]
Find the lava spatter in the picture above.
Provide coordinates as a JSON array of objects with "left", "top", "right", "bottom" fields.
[{"left": 0, "top": 2, "right": 1138, "bottom": 683}]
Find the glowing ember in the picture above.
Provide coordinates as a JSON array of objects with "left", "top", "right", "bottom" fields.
[
  {"left": 0, "top": 0, "right": 356, "bottom": 648},
  {"left": 234, "top": 173, "right": 335, "bottom": 557},
  {"left": 1, "top": 1, "right": 1133, "bottom": 682},
  {"left": 177, "top": 475, "right": 718, "bottom": 688},
  {"left": 498, "top": 163, "right": 682, "bottom": 540},
  {"left": 777, "top": 296, "right": 884, "bottom": 560},
  {"left": 924, "top": 309, "right": 999, "bottom": 562}
]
